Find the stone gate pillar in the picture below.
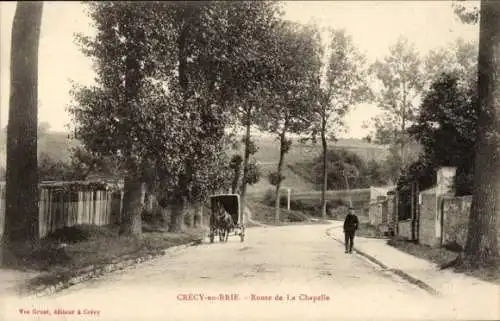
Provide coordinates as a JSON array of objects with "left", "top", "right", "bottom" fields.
[{"left": 435, "top": 167, "right": 456, "bottom": 242}]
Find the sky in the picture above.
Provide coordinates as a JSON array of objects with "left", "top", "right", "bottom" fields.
[{"left": 0, "top": 1, "right": 479, "bottom": 138}]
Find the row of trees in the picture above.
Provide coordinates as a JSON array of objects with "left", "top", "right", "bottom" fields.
[
  {"left": 68, "top": 2, "right": 288, "bottom": 233},
  {"left": 68, "top": 2, "right": 375, "bottom": 226}
]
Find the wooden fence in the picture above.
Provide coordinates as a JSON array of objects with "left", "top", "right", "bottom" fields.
[{"left": 0, "top": 181, "right": 124, "bottom": 239}]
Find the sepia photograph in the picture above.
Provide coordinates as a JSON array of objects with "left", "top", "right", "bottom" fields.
[{"left": 0, "top": 1, "right": 499, "bottom": 320}]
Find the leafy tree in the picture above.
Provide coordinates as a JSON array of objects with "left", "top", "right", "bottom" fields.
[
  {"left": 70, "top": 2, "right": 187, "bottom": 236},
  {"left": 371, "top": 117, "right": 398, "bottom": 145},
  {"left": 463, "top": 0, "right": 500, "bottom": 264},
  {"left": 225, "top": 2, "right": 285, "bottom": 220},
  {"left": 37, "top": 146, "right": 122, "bottom": 182},
  {"left": 308, "top": 149, "right": 389, "bottom": 190},
  {"left": 406, "top": 73, "right": 477, "bottom": 195},
  {"left": 262, "top": 21, "right": 322, "bottom": 223},
  {"left": 2, "top": 2, "right": 43, "bottom": 266},
  {"left": 311, "top": 29, "right": 372, "bottom": 218},
  {"left": 424, "top": 38, "right": 478, "bottom": 89},
  {"left": 38, "top": 153, "right": 75, "bottom": 181},
  {"left": 369, "top": 36, "right": 424, "bottom": 175},
  {"left": 71, "top": 2, "right": 283, "bottom": 232},
  {"left": 152, "top": 1, "right": 281, "bottom": 230},
  {"left": 452, "top": 0, "right": 479, "bottom": 24}
]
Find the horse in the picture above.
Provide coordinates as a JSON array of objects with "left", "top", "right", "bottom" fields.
[
  {"left": 218, "top": 209, "right": 234, "bottom": 242},
  {"left": 209, "top": 203, "right": 234, "bottom": 243}
]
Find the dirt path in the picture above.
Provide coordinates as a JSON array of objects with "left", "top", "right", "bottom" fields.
[{"left": 0, "top": 223, "right": 481, "bottom": 321}]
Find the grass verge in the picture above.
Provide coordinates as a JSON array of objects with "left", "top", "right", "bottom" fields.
[
  {"left": 3, "top": 224, "right": 206, "bottom": 294},
  {"left": 387, "top": 238, "right": 500, "bottom": 285},
  {"left": 247, "top": 201, "right": 329, "bottom": 226}
]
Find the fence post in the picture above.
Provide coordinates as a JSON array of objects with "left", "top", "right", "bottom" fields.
[
  {"left": 394, "top": 190, "right": 399, "bottom": 237},
  {"left": 119, "top": 191, "right": 124, "bottom": 224},
  {"left": 410, "top": 182, "right": 415, "bottom": 241},
  {"left": 287, "top": 188, "right": 291, "bottom": 211}
]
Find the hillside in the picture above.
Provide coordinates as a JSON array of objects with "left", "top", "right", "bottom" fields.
[
  {"left": 0, "top": 131, "right": 79, "bottom": 168},
  {"left": 231, "top": 134, "right": 391, "bottom": 195},
  {"left": 232, "top": 135, "right": 390, "bottom": 165},
  {"left": 0, "top": 130, "right": 392, "bottom": 197}
]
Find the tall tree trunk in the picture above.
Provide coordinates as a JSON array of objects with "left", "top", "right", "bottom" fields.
[
  {"left": 118, "top": 18, "right": 146, "bottom": 237},
  {"left": 193, "top": 202, "right": 203, "bottom": 228},
  {"left": 320, "top": 114, "right": 328, "bottom": 219},
  {"left": 119, "top": 174, "right": 144, "bottom": 236},
  {"left": 231, "top": 165, "right": 241, "bottom": 194},
  {"left": 240, "top": 110, "right": 252, "bottom": 222},
  {"left": 464, "top": 0, "right": 500, "bottom": 264},
  {"left": 160, "top": 206, "right": 171, "bottom": 229},
  {"left": 2, "top": 3, "right": 43, "bottom": 266},
  {"left": 169, "top": 196, "right": 186, "bottom": 232},
  {"left": 274, "top": 129, "right": 287, "bottom": 224},
  {"left": 184, "top": 204, "right": 194, "bottom": 228},
  {"left": 400, "top": 80, "right": 408, "bottom": 170},
  {"left": 171, "top": 23, "right": 191, "bottom": 233}
]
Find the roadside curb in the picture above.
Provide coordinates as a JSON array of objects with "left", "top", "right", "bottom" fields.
[
  {"left": 325, "top": 227, "right": 441, "bottom": 297},
  {"left": 20, "top": 238, "right": 204, "bottom": 299}
]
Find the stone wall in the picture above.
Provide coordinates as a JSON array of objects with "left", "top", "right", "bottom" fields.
[
  {"left": 368, "top": 195, "right": 387, "bottom": 226},
  {"left": 442, "top": 196, "right": 472, "bottom": 248},
  {"left": 398, "top": 220, "right": 412, "bottom": 240}
]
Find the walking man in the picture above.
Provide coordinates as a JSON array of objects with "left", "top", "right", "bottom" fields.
[{"left": 343, "top": 207, "right": 359, "bottom": 253}]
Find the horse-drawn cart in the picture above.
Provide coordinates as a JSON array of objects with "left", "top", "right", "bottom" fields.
[{"left": 209, "top": 194, "right": 245, "bottom": 243}]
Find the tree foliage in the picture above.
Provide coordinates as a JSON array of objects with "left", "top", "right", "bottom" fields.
[
  {"left": 401, "top": 73, "right": 478, "bottom": 194},
  {"left": 310, "top": 28, "right": 371, "bottom": 218},
  {"left": 424, "top": 38, "right": 478, "bottom": 89},
  {"left": 70, "top": 2, "right": 285, "bottom": 231},
  {"left": 307, "top": 149, "right": 390, "bottom": 190},
  {"left": 452, "top": 0, "right": 480, "bottom": 24},
  {"left": 369, "top": 36, "right": 425, "bottom": 182},
  {"left": 260, "top": 21, "right": 323, "bottom": 222}
]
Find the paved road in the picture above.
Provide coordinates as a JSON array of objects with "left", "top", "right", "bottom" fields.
[{"left": 2, "top": 223, "right": 473, "bottom": 321}]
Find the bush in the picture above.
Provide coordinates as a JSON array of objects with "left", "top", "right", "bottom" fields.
[
  {"left": 301, "top": 149, "right": 391, "bottom": 190},
  {"left": 43, "top": 224, "right": 117, "bottom": 244}
]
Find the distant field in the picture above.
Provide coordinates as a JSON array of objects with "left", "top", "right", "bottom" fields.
[
  {"left": 232, "top": 135, "right": 390, "bottom": 165},
  {"left": 246, "top": 163, "right": 316, "bottom": 195},
  {"left": 237, "top": 134, "right": 390, "bottom": 195},
  {"left": 291, "top": 188, "right": 371, "bottom": 209},
  {"left": 252, "top": 187, "right": 371, "bottom": 206},
  {"left": 0, "top": 131, "right": 78, "bottom": 165}
]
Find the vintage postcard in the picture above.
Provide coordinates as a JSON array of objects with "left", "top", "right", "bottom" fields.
[{"left": 1, "top": 1, "right": 499, "bottom": 321}]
